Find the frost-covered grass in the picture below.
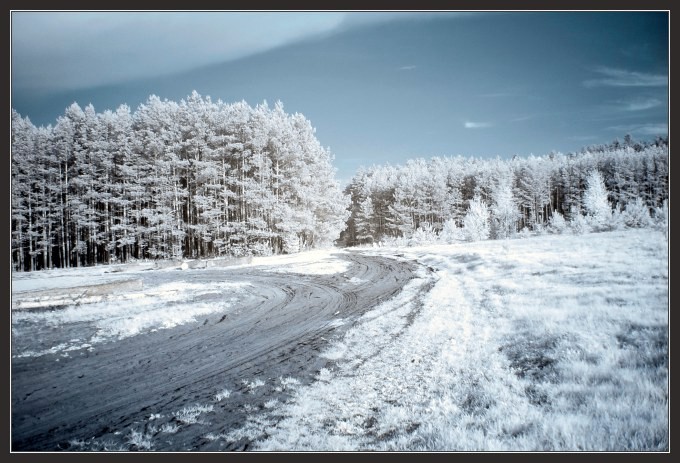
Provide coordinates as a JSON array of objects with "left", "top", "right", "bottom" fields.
[
  {"left": 240, "top": 229, "right": 667, "bottom": 451},
  {"left": 242, "top": 378, "right": 266, "bottom": 393},
  {"left": 159, "top": 423, "right": 180, "bottom": 434},
  {"left": 275, "top": 376, "right": 301, "bottom": 393},
  {"left": 173, "top": 404, "right": 214, "bottom": 425},
  {"left": 127, "top": 429, "right": 153, "bottom": 450},
  {"left": 214, "top": 388, "right": 232, "bottom": 402}
]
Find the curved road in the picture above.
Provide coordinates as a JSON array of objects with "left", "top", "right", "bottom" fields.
[{"left": 12, "top": 251, "right": 420, "bottom": 451}]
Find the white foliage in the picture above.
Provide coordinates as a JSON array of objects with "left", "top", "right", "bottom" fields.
[
  {"left": 282, "top": 232, "right": 301, "bottom": 254},
  {"left": 159, "top": 423, "right": 180, "bottom": 434},
  {"left": 127, "top": 429, "right": 153, "bottom": 450},
  {"left": 624, "top": 198, "right": 652, "bottom": 228},
  {"left": 490, "top": 175, "right": 518, "bottom": 239},
  {"left": 653, "top": 199, "right": 669, "bottom": 239},
  {"left": 11, "top": 95, "right": 350, "bottom": 270},
  {"left": 440, "top": 218, "right": 463, "bottom": 244},
  {"left": 174, "top": 404, "right": 214, "bottom": 424},
  {"left": 463, "top": 196, "right": 490, "bottom": 242},
  {"left": 610, "top": 203, "right": 627, "bottom": 231},
  {"left": 242, "top": 378, "right": 266, "bottom": 393},
  {"left": 411, "top": 222, "right": 437, "bottom": 245},
  {"left": 214, "top": 388, "right": 231, "bottom": 402},
  {"left": 355, "top": 197, "right": 375, "bottom": 244},
  {"left": 583, "top": 170, "right": 612, "bottom": 231},
  {"left": 548, "top": 211, "right": 568, "bottom": 234},
  {"left": 570, "top": 212, "right": 591, "bottom": 235}
]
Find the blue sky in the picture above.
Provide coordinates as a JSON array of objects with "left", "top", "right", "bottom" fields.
[{"left": 11, "top": 11, "right": 668, "bottom": 184}]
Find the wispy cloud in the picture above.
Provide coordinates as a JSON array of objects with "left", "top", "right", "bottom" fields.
[
  {"left": 619, "top": 98, "right": 663, "bottom": 111},
  {"left": 399, "top": 65, "right": 417, "bottom": 71},
  {"left": 584, "top": 67, "right": 667, "bottom": 88},
  {"left": 464, "top": 121, "right": 492, "bottom": 129},
  {"left": 12, "top": 12, "right": 347, "bottom": 91},
  {"left": 607, "top": 123, "right": 668, "bottom": 136}
]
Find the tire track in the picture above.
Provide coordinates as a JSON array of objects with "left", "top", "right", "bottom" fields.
[{"left": 12, "top": 251, "right": 419, "bottom": 451}]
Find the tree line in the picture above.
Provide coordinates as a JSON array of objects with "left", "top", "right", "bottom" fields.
[
  {"left": 341, "top": 136, "right": 668, "bottom": 246},
  {"left": 11, "top": 92, "right": 349, "bottom": 271},
  {"left": 11, "top": 92, "right": 669, "bottom": 272}
]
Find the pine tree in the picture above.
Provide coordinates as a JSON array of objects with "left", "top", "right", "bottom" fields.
[
  {"left": 490, "top": 171, "right": 518, "bottom": 239},
  {"left": 355, "top": 197, "right": 375, "bottom": 244},
  {"left": 583, "top": 170, "right": 612, "bottom": 231},
  {"left": 463, "top": 195, "right": 490, "bottom": 242}
]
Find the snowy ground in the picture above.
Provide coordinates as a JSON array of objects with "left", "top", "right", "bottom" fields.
[
  {"left": 11, "top": 249, "right": 416, "bottom": 451},
  {"left": 228, "top": 229, "right": 669, "bottom": 451},
  {"left": 11, "top": 249, "right": 348, "bottom": 358},
  {"left": 11, "top": 230, "right": 668, "bottom": 451}
]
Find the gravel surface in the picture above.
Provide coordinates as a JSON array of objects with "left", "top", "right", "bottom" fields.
[{"left": 11, "top": 251, "right": 418, "bottom": 451}]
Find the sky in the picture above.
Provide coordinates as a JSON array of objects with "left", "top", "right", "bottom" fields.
[{"left": 11, "top": 11, "right": 669, "bottom": 184}]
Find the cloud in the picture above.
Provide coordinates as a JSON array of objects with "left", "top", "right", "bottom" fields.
[
  {"left": 464, "top": 121, "right": 492, "bottom": 129},
  {"left": 399, "top": 65, "right": 416, "bottom": 71},
  {"left": 584, "top": 67, "right": 668, "bottom": 88},
  {"left": 11, "top": 11, "right": 476, "bottom": 93},
  {"left": 337, "top": 11, "right": 474, "bottom": 30},
  {"left": 620, "top": 98, "right": 663, "bottom": 111},
  {"left": 607, "top": 123, "right": 668, "bottom": 136},
  {"left": 11, "top": 12, "right": 347, "bottom": 91}
]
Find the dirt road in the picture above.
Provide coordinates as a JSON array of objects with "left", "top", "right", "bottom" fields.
[{"left": 11, "top": 252, "right": 419, "bottom": 451}]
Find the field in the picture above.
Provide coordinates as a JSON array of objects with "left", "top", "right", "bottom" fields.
[{"left": 11, "top": 229, "right": 668, "bottom": 451}]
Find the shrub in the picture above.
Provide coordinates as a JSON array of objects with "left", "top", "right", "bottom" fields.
[
  {"left": 624, "top": 198, "right": 653, "bottom": 228},
  {"left": 440, "top": 218, "right": 464, "bottom": 244},
  {"left": 653, "top": 199, "right": 669, "bottom": 238},
  {"left": 570, "top": 213, "right": 591, "bottom": 235},
  {"left": 411, "top": 222, "right": 438, "bottom": 245},
  {"left": 548, "top": 211, "right": 568, "bottom": 234}
]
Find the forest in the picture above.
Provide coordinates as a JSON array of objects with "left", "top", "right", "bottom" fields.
[
  {"left": 11, "top": 93, "right": 349, "bottom": 271},
  {"left": 341, "top": 136, "right": 668, "bottom": 246},
  {"left": 11, "top": 93, "right": 669, "bottom": 271}
]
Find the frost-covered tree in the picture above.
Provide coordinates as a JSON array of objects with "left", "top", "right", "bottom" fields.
[
  {"left": 11, "top": 93, "right": 350, "bottom": 270},
  {"left": 387, "top": 187, "right": 416, "bottom": 239},
  {"left": 583, "top": 170, "right": 612, "bottom": 231},
  {"left": 463, "top": 195, "right": 490, "bottom": 242},
  {"left": 343, "top": 138, "right": 668, "bottom": 248},
  {"left": 516, "top": 156, "right": 552, "bottom": 228},
  {"left": 355, "top": 197, "right": 375, "bottom": 244},
  {"left": 490, "top": 173, "right": 518, "bottom": 239},
  {"left": 11, "top": 93, "right": 671, "bottom": 270}
]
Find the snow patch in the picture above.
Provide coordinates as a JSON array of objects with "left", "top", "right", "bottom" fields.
[{"left": 251, "top": 249, "right": 350, "bottom": 275}]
